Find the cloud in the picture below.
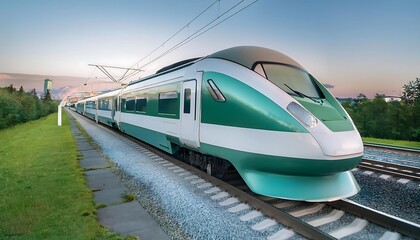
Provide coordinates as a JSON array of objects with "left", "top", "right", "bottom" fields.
[
  {"left": 0, "top": 73, "right": 12, "bottom": 80},
  {"left": 323, "top": 83, "right": 335, "bottom": 89}
]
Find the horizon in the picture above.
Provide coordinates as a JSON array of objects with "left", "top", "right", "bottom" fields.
[{"left": 1, "top": 0, "right": 419, "bottom": 99}]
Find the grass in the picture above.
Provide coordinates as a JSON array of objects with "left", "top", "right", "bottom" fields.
[
  {"left": 363, "top": 137, "right": 420, "bottom": 149},
  {"left": 122, "top": 192, "right": 136, "bottom": 202},
  {"left": 0, "top": 113, "right": 127, "bottom": 239}
]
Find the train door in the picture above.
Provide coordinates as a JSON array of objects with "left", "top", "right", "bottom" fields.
[
  {"left": 111, "top": 97, "right": 116, "bottom": 121},
  {"left": 114, "top": 97, "right": 121, "bottom": 129},
  {"left": 180, "top": 78, "right": 200, "bottom": 149},
  {"left": 95, "top": 100, "right": 99, "bottom": 123}
]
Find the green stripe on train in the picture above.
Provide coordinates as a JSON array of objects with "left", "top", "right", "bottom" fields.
[
  {"left": 200, "top": 142, "right": 361, "bottom": 200},
  {"left": 120, "top": 122, "right": 179, "bottom": 154},
  {"left": 201, "top": 72, "right": 307, "bottom": 133},
  {"left": 98, "top": 116, "right": 113, "bottom": 127},
  {"left": 200, "top": 143, "right": 361, "bottom": 176}
]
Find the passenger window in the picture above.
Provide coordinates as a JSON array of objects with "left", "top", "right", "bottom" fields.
[
  {"left": 136, "top": 97, "right": 147, "bottom": 112},
  {"left": 184, "top": 89, "right": 191, "bottom": 114},
  {"left": 159, "top": 91, "right": 178, "bottom": 115},
  {"left": 126, "top": 98, "right": 135, "bottom": 112}
]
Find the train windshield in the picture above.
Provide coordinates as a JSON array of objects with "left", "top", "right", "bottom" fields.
[{"left": 254, "top": 63, "right": 323, "bottom": 99}]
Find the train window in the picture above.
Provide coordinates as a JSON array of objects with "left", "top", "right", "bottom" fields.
[
  {"left": 261, "top": 64, "right": 323, "bottom": 99},
  {"left": 136, "top": 97, "right": 147, "bottom": 112},
  {"left": 86, "top": 101, "right": 96, "bottom": 109},
  {"left": 126, "top": 98, "right": 136, "bottom": 112},
  {"left": 183, "top": 89, "right": 191, "bottom": 114},
  {"left": 120, "top": 98, "right": 125, "bottom": 111},
  {"left": 159, "top": 91, "right": 178, "bottom": 115},
  {"left": 254, "top": 63, "right": 267, "bottom": 78},
  {"left": 207, "top": 80, "right": 226, "bottom": 102},
  {"left": 100, "top": 99, "right": 109, "bottom": 110}
]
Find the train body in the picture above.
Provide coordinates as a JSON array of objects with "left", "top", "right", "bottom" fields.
[{"left": 76, "top": 46, "right": 363, "bottom": 201}]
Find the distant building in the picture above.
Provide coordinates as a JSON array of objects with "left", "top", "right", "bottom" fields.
[
  {"left": 44, "top": 79, "right": 52, "bottom": 94},
  {"left": 383, "top": 96, "right": 401, "bottom": 102}
]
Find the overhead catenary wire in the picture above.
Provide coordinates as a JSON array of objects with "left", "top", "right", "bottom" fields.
[
  {"left": 120, "top": 0, "right": 259, "bottom": 82},
  {"left": 153, "top": 0, "right": 259, "bottom": 65},
  {"left": 126, "top": 0, "right": 220, "bottom": 73}
]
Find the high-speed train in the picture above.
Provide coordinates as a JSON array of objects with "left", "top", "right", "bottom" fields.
[{"left": 76, "top": 46, "right": 363, "bottom": 202}]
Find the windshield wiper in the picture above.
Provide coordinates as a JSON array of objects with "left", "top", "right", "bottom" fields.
[{"left": 284, "top": 84, "right": 323, "bottom": 104}]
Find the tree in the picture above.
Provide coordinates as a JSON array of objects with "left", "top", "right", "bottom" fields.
[
  {"left": 8, "top": 84, "right": 16, "bottom": 93},
  {"left": 29, "top": 88, "right": 38, "bottom": 99},
  {"left": 401, "top": 77, "right": 420, "bottom": 105},
  {"left": 42, "top": 89, "right": 52, "bottom": 102}
]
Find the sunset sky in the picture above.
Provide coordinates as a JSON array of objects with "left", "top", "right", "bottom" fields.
[{"left": 0, "top": 0, "right": 419, "bottom": 98}]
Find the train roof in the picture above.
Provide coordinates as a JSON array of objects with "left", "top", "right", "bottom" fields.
[
  {"left": 206, "top": 46, "right": 306, "bottom": 71},
  {"left": 129, "top": 46, "right": 306, "bottom": 86},
  {"left": 97, "top": 88, "right": 122, "bottom": 98}
]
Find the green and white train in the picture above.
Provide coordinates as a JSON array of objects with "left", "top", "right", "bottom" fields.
[{"left": 76, "top": 46, "right": 363, "bottom": 202}]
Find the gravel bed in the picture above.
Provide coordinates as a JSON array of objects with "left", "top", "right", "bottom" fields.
[
  {"left": 349, "top": 169, "right": 420, "bottom": 225},
  {"left": 69, "top": 112, "right": 287, "bottom": 239},
  {"left": 364, "top": 148, "right": 420, "bottom": 168}
]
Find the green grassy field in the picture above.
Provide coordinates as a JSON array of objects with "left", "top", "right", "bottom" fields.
[
  {"left": 363, "top": 137, "right": 420, "bottom": 149},
  {"left": 0, "top": 113, "right": 124, "bottom": 239}
]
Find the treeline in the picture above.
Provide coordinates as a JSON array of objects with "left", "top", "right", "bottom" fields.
[
  {"left": 0, "top": 85, "right": 58, "bottom": 129},
  {"left": 341, "top": 78, "right": 420, "bottom": 141}
]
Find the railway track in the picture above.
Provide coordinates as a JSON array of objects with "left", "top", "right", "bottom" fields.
[
  {"left": 364, "top": 143, "right": 420, "bottom": 155},
  {"left": 69, "top": 110, "right": 420, "bottom": 239},
  {"left": 359, "top": 158, "right": 420, "bottom": 182},
  {"left": 227, "top": 179, "right": 420, "bottom": 240},
  {"left": 109, "top": 128, "right": 420, "bottom": 239}
]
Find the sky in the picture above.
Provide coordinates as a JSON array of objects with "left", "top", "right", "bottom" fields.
[{"left": 0, "top": 0, "right": 419, "bottom": 98}]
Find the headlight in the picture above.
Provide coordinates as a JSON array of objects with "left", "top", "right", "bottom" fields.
[{"left": 287, "top": 102, "right": 318, "bottom": 128}]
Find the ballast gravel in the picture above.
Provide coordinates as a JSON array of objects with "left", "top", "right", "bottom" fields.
[
  {"left": 69, "top": 112, "right": 297, "bottom": 240},
  {"left": 349, "top": 169, "right": 420, "bottom": 225},
  {"left": 364, "top": 148, "right": 420, "bottom": 168}
]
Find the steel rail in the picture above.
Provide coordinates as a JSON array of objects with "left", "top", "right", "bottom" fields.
[
  {"left": 328, "top": 199, "right": 420, "bottom": 240},
  {"left": 359, "top": 159, "right": 420, "bottom": 181},
  {"left": 364, "top": 143, "right": 420, "bottom": 155}
]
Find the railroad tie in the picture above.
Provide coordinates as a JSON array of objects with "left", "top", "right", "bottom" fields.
[
  {"left": 227, "top": 203, "right": 250, "bottom": 213},
  {"left": 329, "top": 218, "right": 368, "bottom": 239},
  {"left": 379, "top": 231, "right": 401, "bottom": 240},
  {"left": 274, "top": 201, "right": 299, "bottom": 209},
  {"left": 306, "top": 209, "right": 345, "bottom": 227},
  {"left": 204, "top": 187, "right": 221, "bottom": 194},
  {"left": 397, "top": 178, "right": 410, "bottom": 184},
  {"left": 267, "top": 228, "right": 295, "bottom": 240},
  {"left": 251, "top": 218, "right": 277, "bottom": 231},
  {"left": 240, "top": 210, "right": 263, "bottom": 221},
  {"left": 288, "top": 203, "right": 325, "bottom": 217},
  {"left": 197, "top": 182, "right": 212, "bottom": 189},
  {"left": 211, "top": 191, "right": 229, "bottom": 200},
  {"left": 219, "top": 197, "right": 239, "bottom": 206}
]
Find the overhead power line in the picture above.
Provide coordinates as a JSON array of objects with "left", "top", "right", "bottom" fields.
[
  {"left": 88, "top": 0, "right": 258, "bottom": 84},
  {"left": 120, "top": 0, "right": 259, "bottom": 82},
  {"left": 87, "top": 64, "right": 142, "bottom": 83}
]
